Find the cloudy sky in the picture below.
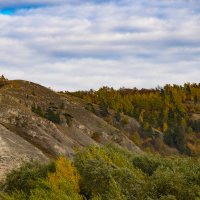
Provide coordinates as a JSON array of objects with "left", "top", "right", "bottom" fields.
[{"left": 0, "top": 0, "right": 200, "bottom": 91}]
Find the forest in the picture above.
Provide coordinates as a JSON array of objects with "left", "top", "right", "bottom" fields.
[
  {"left": 1, "top": 144, "right": 200, "bottom": 200},
  {"left": 69, "top": 83, "right": 200, "bottom": 156}
]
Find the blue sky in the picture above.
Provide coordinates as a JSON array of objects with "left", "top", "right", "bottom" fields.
[{"left": 0, "top": 0, "right": 200, "bottom": 91}]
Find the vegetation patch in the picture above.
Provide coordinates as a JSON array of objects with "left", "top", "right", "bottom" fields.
[
  {"left": 85, "top": 103, "right": 96, "bottom": 114},
  {"left": 32, "top": 104, "right": 61, "bottom": 124},
  {"left": 63, "top": 113, "right": 73, "bottom": 126},
  {"left": 1, "top": 145, "right": 200, "bottom": 200}
]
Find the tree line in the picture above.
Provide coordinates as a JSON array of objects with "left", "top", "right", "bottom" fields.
[{"left": 69, "top": 83, "right": 200, "bottom": 155}]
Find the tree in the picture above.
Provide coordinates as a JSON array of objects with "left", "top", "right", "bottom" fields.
[
  {"left": 45, "top": 109, "right": 60, "bottom": 124},
  {"left": 99, "top": 101, "right": 109, "bottom": 117}
]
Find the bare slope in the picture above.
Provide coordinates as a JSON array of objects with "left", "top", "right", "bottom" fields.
[{"left": 0, "top": 79, "right": 142, "bottom": 180}]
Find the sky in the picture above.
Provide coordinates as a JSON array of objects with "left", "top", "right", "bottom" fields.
[{"left": 0, "top": 0, "right": 200, "bottom": 91}]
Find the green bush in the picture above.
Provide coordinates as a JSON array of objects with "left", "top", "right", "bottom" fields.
[
  {"left": 32, "top": 105, "right": 45, "bottom": 117},
  {"left": 45, "top": 109, "right": 61, "bottom": 124},
  {"left": 74, "top": 145, "right": 145, "bottom": 200},
  {"left": 2, "top": 161, "right": 55, "bottom": 195},
  {"left": 132, "top": 155, "right": 161, "bottom": 176},
  {"left": 149, "top": 166, "right": 200, "bottom": 200}
]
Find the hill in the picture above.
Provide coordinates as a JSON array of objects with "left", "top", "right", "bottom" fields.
[
  {"left": 1, "top": 77, "right": 200, "bottom": 180},
  {"left": 0, "top": 78, "right": 141, "bottom": 180}
]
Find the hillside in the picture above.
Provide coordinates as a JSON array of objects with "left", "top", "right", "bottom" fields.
[
  {"left": 0, "top": 78, "right": 200, "bottom": 200},
  {"left": 0, "top": 78, "right": 141, "bottom": 180},
  {"left": 1, "top": 77, "right": 200, "bottom": 181},
  {"left": 69, "top": 84, "right": 200, "bottom": 156}
]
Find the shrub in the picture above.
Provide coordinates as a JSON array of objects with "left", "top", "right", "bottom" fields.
[
  {"left": 2, "top": 161, "right": 55, "bottom": 195},
  {"left": 45, "top": 109, "right": 61, "bottom": 124},
  {"left": 63, "top": 113, "right": 73, "bottom": 126},
  {"left": 31, "top": 105, "right": 45, "bottom": 117},
  {"left": 132, "top": 155, "right": 161, "bottom": 176}
]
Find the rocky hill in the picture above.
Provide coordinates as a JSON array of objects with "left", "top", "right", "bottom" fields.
[{"left": 0, "top": 79, "right": 142, "bottom": 180}]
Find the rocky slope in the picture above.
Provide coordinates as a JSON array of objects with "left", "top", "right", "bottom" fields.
[{"left": 0, "top": 79, "right": 142, "bottom": 180}]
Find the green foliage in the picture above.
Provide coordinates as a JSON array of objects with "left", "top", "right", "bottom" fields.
[
  {"left": 32, "top": 104, "right": 61, "bottom": 124},
  {"left": 159, "top": 195, "right": 177, "bottom": 200},
  {"left": 115, "top": 111, "right": 121, "bottom": 122},
  {"left": 1, "top": 146, "right": 200, "bottom": 200},
  {"left": 121, "top": 117, "right": 129, "bottom": 125},
  {"left": 74, "top": 145, "right": 145, "bottom": 200},
  {"left": 1, "top": 158, "right": 82, "bottom": 200},
  {"left": 99, "top": 101, "right": 109, "bottom": 117},
  {"left": 189, "top": 120, "right": 200, "bottom": 132},
  {"left": 132, "top": 155, "right": 161, "bottom": 176},
  {"left": 164, "top": 125, "right": 187, "bottom": 153},
  {"left": 149, "top": 166, "right": 200, "bottom": 200},
  {"left": 132, "top": 131, "right": 141, "bottom": 146},
  {"left": 29, "top": 179, "right": 81, "bottom": 200},
  {"left": 32, "top": 104, "right": 45, "bottom": 117},
  {"left": 1, "top": 191, "right": 26, "bottom": 200},
  {"left": 2, "top": 161, "right": 55, "bottom": 195},
  {"left": 45, "top": 108, "right": 61, "bottom": 124}
]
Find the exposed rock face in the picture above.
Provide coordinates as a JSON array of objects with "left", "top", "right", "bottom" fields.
[
  {"left": 0, "top": 124, "right": 47, "bottom": 180},
  {"left": 0, "top": 80, "right": 142, "bottom": 180}
]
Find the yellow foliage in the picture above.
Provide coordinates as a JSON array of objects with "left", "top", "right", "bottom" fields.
[
  {"left": 163, "top": 122, "right": 168, "bottom": 132},
  {"left": 81, "top": 146, "right": 112, "bottom": 164},
  {"left": 139, "top": 109, "right": 145, "bottom": 124},
  {"left": 132, "top": 131, "right": 141, "bottom": 146},
  {"left": 48, "top": 157, "right": 80, "bottom": 192}
]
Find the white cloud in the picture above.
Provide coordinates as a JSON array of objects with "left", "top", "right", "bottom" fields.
[{"left": 0, "top": 0, "right": 200, "bottom": 91}]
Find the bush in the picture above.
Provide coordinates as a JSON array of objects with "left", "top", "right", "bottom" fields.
[
  {"left": 32, "top": 105, "right": 45, "bottom": 117},
  {"left": 45, "top": 109, "right": 61, "bottom": 124},
  {"left": 74, "top": 145, "right": 145, "bottom": 200},
  {"left": 132, "top": 155, "right": 161, "bottom": 176},
  {"left": 149, "top": 166, "right": 200, "bottom": 200},
  {"left": 2, "top": 161, "right": 55, "bottom": 195}
]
